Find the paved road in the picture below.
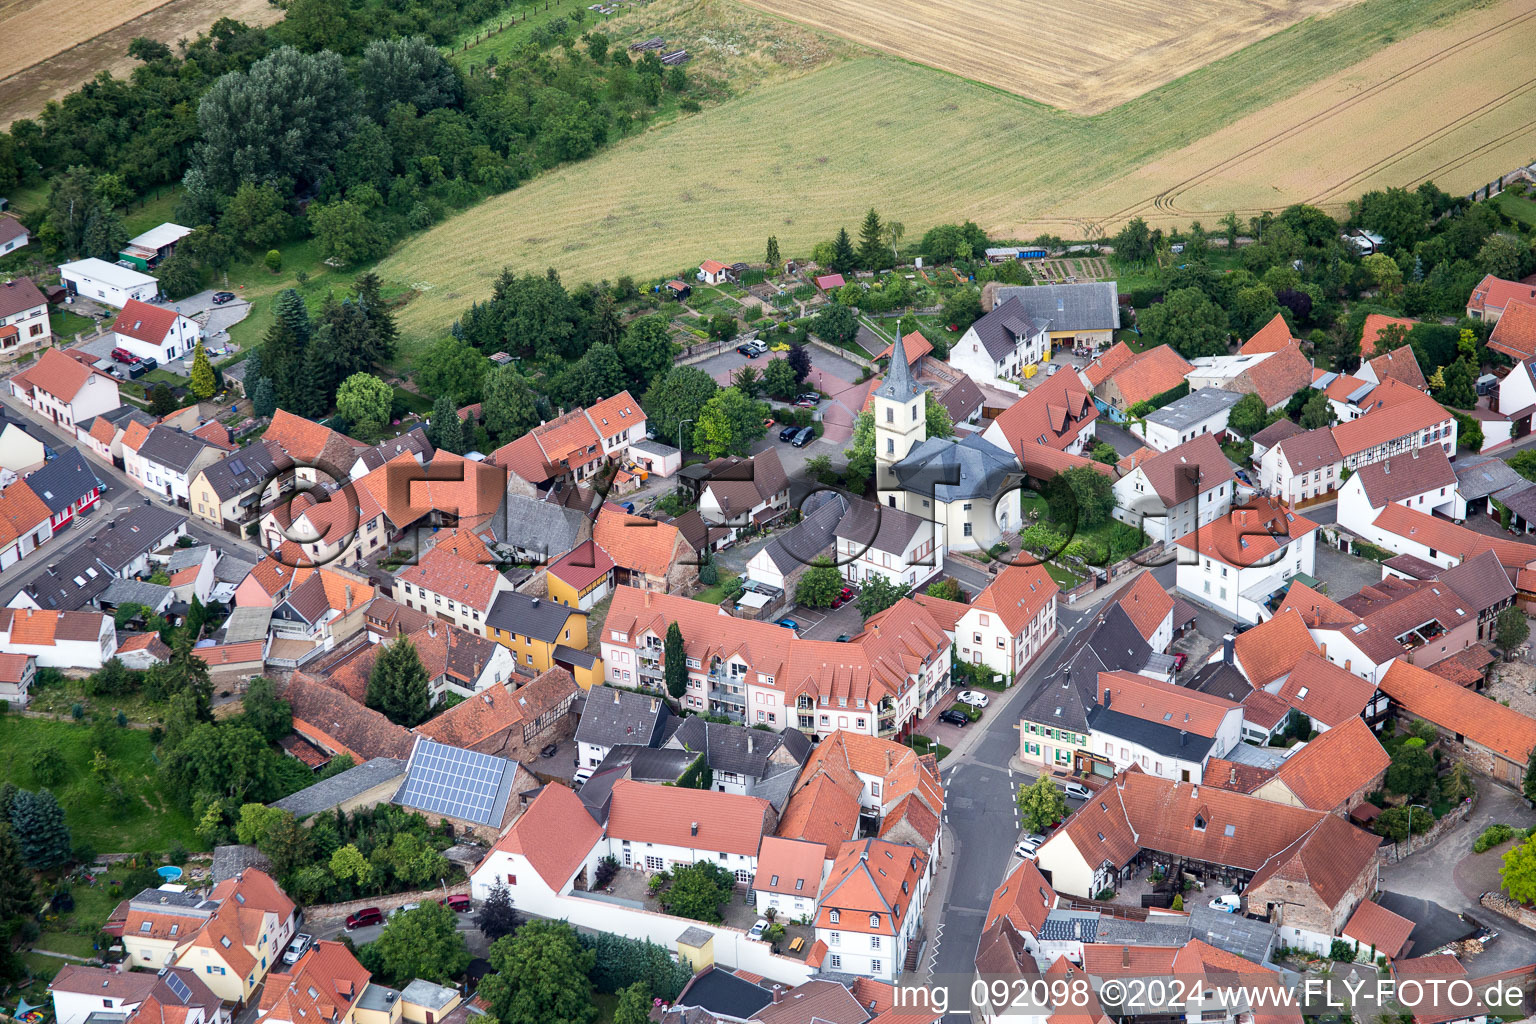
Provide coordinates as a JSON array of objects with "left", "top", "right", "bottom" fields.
[{"left": 0, "top": 390, "right": 268, "bottom": 607}]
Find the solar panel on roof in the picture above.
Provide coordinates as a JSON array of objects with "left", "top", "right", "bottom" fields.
[
  {"left": 229, "top": 458, "right": 247, "bottom": 476},
  {"left": 1312, "top": 372, "right": 1337, "bottom": 390},
  {"left": 395, "top": 740, "right": 511, "bottom": 825},
  {"left": 164, "top": 973, "right": 192, "bottom": 1003}
]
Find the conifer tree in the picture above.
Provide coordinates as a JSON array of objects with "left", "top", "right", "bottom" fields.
[
  {"left": 250, "top": 376, "right": 277, "bottom": 418},
  {"left": 366, "top": 637, "right": 431, "bottom": 727},
  {"left": 663, "top": 622, "right": 686, "bottom": 699},
  {"left": 10, "top": 790, "right": 71, "bottom": 870},
  {"left": 765, "top": 236, "right": 780, "bottom": 270},
  {"left": 857, "top": 208, "right": 886, "bottom": 269},
  {"left": 189, "top": 340, "right": 216, "bottom": 399},
  {"left": 831, "top": 228, "right": 856, "bottom": 274},
  {"left": 427, "top": 394, "right": 466, "bottom": 455},
  {"left": 295, "top": 340, "right": 333, "bottom": 419},
  {"left": 0, "top": 825, "right": 35, "bottom": 922}
]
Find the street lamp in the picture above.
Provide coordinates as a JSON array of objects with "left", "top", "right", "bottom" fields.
[
  {"left": 1405, "top": 803, "right": 1429, "bottom": 848},
  {"left": 678, "top": 418, "right": 694, "bottom": 454}
]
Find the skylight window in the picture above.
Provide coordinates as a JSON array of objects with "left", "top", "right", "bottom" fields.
[{"left": 1224, "top": 824, "right": 1235, "bottom": 836}]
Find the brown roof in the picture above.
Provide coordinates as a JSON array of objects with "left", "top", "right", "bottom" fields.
[
  {"left": 593, "top": 506, "right": 684, "bottom": 577},
  {"left": 1083, "top": 341, "right": 1137, "bottom": 388},
  {"left": 1437, "top": 549, "right": 1516, "bottom": 613},
  {"left": 192, "top": 640, "right": 266, "bottom": 667},
  {"left": 1252, "top": 417, "right": 1304, "bottom": 449},
  {"left": 1204, "top": 757, "right": 1275, "bottom": 793},
  {"left": 478, "top": 783, "right": 601, "bottom": 889},
  {"left": 1273, "top": 428, "right": 1343, "bottom": 474},
  {"left": 417, "top": 667, "right": 576, "bottom": 749},
  {"left": 984, "top": 857, "right": 1056, "bottom": 934},
  {"left": 7, "top": 608, "right": 105, "bottom": 646},
  {"left": 1247, "top": 811, "right": 1383, "bottom": 909},
  {"left": 1374, "top": 503, "right": 1536, "bottom": 569},
  {"left": 1271, "top": 716, "right": 1388, "bottom": 809},
  {"left": 1018, "top": 444, "right": 1116, "bottom": 480},
  {"left": 1132, "top": 433, "right": 1229, "bottom": 506},
  {"left": 1239, "top": 313, "right": 1296, "bottom": 355},
  {"left": 752, "top": 980, "right": 871, "bottom": 1024},
  {"left": 1366, "top": 346, "right": 1426, "bottom": 390},
  {"left": 283, "top": 672, "right": 414, "bottom": 760},
  {"left": 12, "top": 346, "right": 115, "bottom": 403},
  {"left": 1116, "top": 571, "right": 1174, "bottom": 643},
  {"left": 0, "top": 218, "right": 27, "bottom": 250},
  {"left": 1232, "top": 610, "right": 1320, "bottom": 687},
  {"left": 1274, "top": 653, "right": 1379, "bottom": 728},
  {"left": 1379, "top": 659, "right": 1536, "bottom": 762},
  {"left": 548, "top": 540, "right": 614, "bottom": 592},
  {"left": 701, "top": 449, "right": 789, "bottom": 514},
  {"left": 1337, "top": 575, "right": 1477, "bottom": 663},
  {"left": 1096, "top": 670, "right": 1237, "bottom": 737},
  {"left": 989, "top": 370, "right": 1097, "bottom": 457},
  {"left": 1360, "top": 314, "right": 1419, "bottom": 358},
  {"left": 394, "top": 544, "right": 505, "bottom": 611},
  {"left": 1102, "top": 344, "right": 1193, "bottom": 407},
  {"left": 1242, "top": 688, "right": 1292, "bottom": 729},
  {"left": 0, "top": 276, "right": 46, "bottom": 319},
  {"left": 875, "top": 330, "right": 933, "bottom": 365},
  {"left": 1353, "top": 446, "right": 1456, "bottom": 507},
  {"left": 1490, "top": 299, "right": 1536, "bottom": 361},
  {"left": 111, "top": 299, "right": 184, "bottom": 347},
  {"left": 1330, "top": 382, "right": 1451, "bottom": 458},
  {"left": 970, "top": 563, "right": 1059, "bottom": 635},
  {"left": 1343, "top": 899, "right": 1416, "bottom": 960},
  {"left": 1240, "top": 343, "right": 1313, "bottom": 408},
  {"left": 608, "top": 778, "right": 771, "bottom": 856}
]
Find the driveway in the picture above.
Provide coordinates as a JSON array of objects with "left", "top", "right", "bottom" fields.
[
  {"left": 1094, "top": 421, "right": 1145, "bottom": 457},
  {"left": 165, "top": 289, "right": 253, "bottom": 344},
  {"left": 799, "top": 598, "right": 864, "bottom": 640},
  {"left": 695, "top": 347, "right": 871, "bottom": 445},
  {"left": 1312, "top": 543, "right": 1385, "bottom": 602}
]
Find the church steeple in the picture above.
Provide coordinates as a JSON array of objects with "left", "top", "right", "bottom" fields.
[
  {"left": 873, "top": 330, "right": 928, "bottom": 468},
  {"left": 874, "top": 328, "right": 924, "bottom": 404}
]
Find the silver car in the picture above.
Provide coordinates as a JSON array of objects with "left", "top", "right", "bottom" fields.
[{"left": 282, "top": 933, "right": 313, "bottom": 965}]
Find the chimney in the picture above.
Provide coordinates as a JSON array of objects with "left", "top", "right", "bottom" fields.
[
  {"left": 1179, "top": 729, "right": 1187, "bottom": 746},
  {"left": 1384, "top": 462, "right": 1391, "bottom": 475},
  {"left": 747, "top": 736, "right": 754, "bottom": 753},
  {"left": 532, "top": 597, "right": 540, "bottom": 607},
  {"left": 1229, "top": 765, "right": 1237, "bottom": 785},
  {"left": 1122, "top": 947, "right": 1130, "bottom": 967},
  {"left": 1102, "top": 688, "right": 1111, "bottom": 708},
  {"left": 614, "top": 689, "right": 622, "bottom": 704},
  {"left": 1222, "top": 634, "right": 1235, "bottom": 664},
  {"left": 650, "top": 698, "right": 659, "bottom": 713},
  {"left": 690, "top": 821, "right": 699, "bottom": 836},
  {"left": 771, "top": 986, "right": 785, "bottom": 1004}
]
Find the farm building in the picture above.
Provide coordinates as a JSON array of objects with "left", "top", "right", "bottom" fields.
[
  {"left": 58, "top": 258, "right": 157, "bottom": 308},
  {"left": 991, "top": 282, "right": 1120, "bottom": 354},
  {"left": 664, "top": 280, "right": 691, "bottom": 301},
  {"left": 814, "top": 273, "right": 845, "bottom": 290},
  {"left": 118, "top": 223, "right": 192, "bottom": 270}
]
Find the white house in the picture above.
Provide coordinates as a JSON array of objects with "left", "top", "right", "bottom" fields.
[
  {"left": 1260, "top": 429, "right": 1342, "bottom": 505},
  {"left": 745, "top": 492, "right": 846, "bottom": 593},
  {"left": 1113, "top": 434, "right": 1234, "bottom": 545},
  {"left": 48, "top": 965, "right": 226, "bottom": 1024},
  {"left": 833, "top": 496, "right": 942, "bottom": 591},
  {"left": 0, "top": 422, "right": 46, "bottom": 474},
  {"left": 124, "top": 425, "right": 227, "bottom": 505},
  {"left": 586, "top": 390, "right": 649, "bottom": 459},
  {"left": 470, "top": 784, "right": 603, "bottom": 910},
  {"left": 573, "top": 686, "right": 673, "bottom": 769},
  {"left": 1468, "top": 358, "right": 1536, "bottom": 453},
  {"left": 0, "top": 277, "right": 52, "bottom": 359},
  {"left": 601, "top": 779, "right": 769, "bottom": 885},
  {"left": 947, "top": 295, "right": 1049, "bottom": 389},
  {"left": 1133, "top": 387, "right": 1240, "bottom": 452},
  {"left": 1336, "top": 446, "right": 1460, "bottom": 537},
  {"left": 111, "top": 298, "right": 201, "bottom": 363},
  {"left": 1175, "top": 499, "right": 1320, "bottom": 623},
  {"left": 58, "top": 258, "right": 158, "bottom": 308},
  {"left": 813, "top": 838, "right": 929, "bottom": 981},
  {"left": 698, "top": 260, "right": 733, "bottom": 285},
  {"left": 0, "top": 609, "right": 116, "bottom": 669},
  {"left": 8, "top": 347, "right": 120, "bottom": 432},
  {"left": 953, "top": 564, "right": 1059, "bottom": 684},
  {"left": 752, "top": 836, "right": 827, "bottom": 922},
  {"left": 0, "top": 216, "right": 29, "bottom": 255},
  {"left": 698, "top": 449, "right": 790, "bottom": 538}
]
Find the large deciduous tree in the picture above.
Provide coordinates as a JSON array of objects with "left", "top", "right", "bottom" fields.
[
  {"left": 693, "top": 388, "right": 767, "bottom": 459},
  {"left": 1017, "top": 776, "right": 1069, "bottom": 834},
  {"left": 359, "top": 37, "right": 460, "bottom": 120},
  {"left": 1138, "top": 288, "right": 1229, "bottom": 358},
  {"left": 643, "top": 366, "right": 718, "bottom": 450},
  {"left": 478, "top": 920, "right": 598, "bottom": 1024},
  {"left": 336, "top": 372, "right": 393, "bottom": 439},
  {"left": 368, "top": 901, "right": 471, "bottom": 986},
  {"left": 481, "top": 365, "right": 541, "bottom": 446}
]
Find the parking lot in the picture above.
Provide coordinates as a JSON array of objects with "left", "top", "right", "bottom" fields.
[
  {"left": 796, "top": 596, "right": 866, "bottom": 640},
  {"left": 1313, "top": 540, "right": 1386, "bottom": 602},
  {"left": 76, "top": 289, "right": 251, "bottom": 377}
]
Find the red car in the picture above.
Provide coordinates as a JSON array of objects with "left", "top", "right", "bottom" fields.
[
  {"left": 111, "top": 347, "right": 140, "bottom": 364},
  {"left": 345, "top": 907, "right": 383, "bottom": 929},
  {"left": 838, "top": 586, "right": 854, "bottom": 602},
  {"left": 1172, "top": 652, "right": 1188, "bottom": 670},
  {"left": 440, "top": 894, "right": 472, "bottom": 913}
]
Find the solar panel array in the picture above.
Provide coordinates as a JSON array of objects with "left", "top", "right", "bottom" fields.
[
  {"left": 1039, "top": 915, "right": 1098, "bottom": 943},
  {"left": 164, "top": 973, "right": 192, "bottom": 1004},
  {"left": 396, "top": 740, "right": 510, "bottom": 825}
]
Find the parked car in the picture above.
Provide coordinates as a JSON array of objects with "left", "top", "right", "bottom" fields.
[
  {"left": 345, "top": 908, "right": 384, "bottom": 929},
  {"left": 956, "top": 690, "right": 990, "bottom": 708},
  {"left": 938, "top": 709, "right": 969, "bottom": 726},
  {"left": 790, "top": 426, "right": 815, "bottom": 448},
  {"left": 830, "top": 595, "right": 845, "bottom": 609},
  {"left": 440, "top": 894, "right": 472, "bottom": 913},
  {"left": 391, "top": 902, "right": 421, "bottom": 918},
  {"left": 777, "top": 618, "right": 799, "bottom": 630},
  {"left": 282, "top": 933, "right": 313, "bottom": 965},
  {"left": 747, "top": 919, "right": 768, "bottom": 941},
  {"left": 111, "top": 348, "right": 140, "bottom": 364},
  {"left": 779, "top": 424, "right": 800, "bottom": 441},
  {"left": 539, "top": 742, "right": 559, "bottom": 758},
  {"left": 796, "top": 392, "right": 821, "bottom": 405},
  {"left": 1209, "top": 894, "right": 1241, "bottom": 913},
  {"left": 736, "top": 340, "right": 767, "bottom": 357},
  {"left": 1060, "top": 779, "right": 1092, "bottom": 800},
  {"left": 1014, "top": 834, "right": 1045, "bottom": 860},
  {"left": 573, "top": 767, "right": 594, "bottom": 786},
  {"left": 838, "top": 586, "right": 854, "bottom": 602},
  {"left": 1172, "top": 652, "right": 1188, "bottom": 670},
  {"left": 211, "top": 291, "right": 237, "bottom": 304}
]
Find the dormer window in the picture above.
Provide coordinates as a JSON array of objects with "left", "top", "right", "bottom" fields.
[
  {"left": 869, "top": 913, "right": 880, "bottom": 928},
  {"left": 829, "top": 910, "right": 839, "bottom": 923},
  {"left": 1193, "top": 815, "right": 1206, "bottom": 831}
]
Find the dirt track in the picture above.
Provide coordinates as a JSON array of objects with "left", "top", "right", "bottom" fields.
[{"left": 0, "top": 0, "right": 281, "bottom": 129}]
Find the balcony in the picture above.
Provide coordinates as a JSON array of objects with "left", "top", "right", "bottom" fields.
[
  {"left": 708, "top": 685, "right": 746, "bottom": 706},
  {"left": 878, "top": 716, "right": 898, "bottom": 737}
]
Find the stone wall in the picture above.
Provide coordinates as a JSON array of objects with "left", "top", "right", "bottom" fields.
[
  {"left": 302, "top": 880, "right": 472, "bottom": 924},
  {"left": 1376, "top": 797, "right": 1474, "bottom": 865}
]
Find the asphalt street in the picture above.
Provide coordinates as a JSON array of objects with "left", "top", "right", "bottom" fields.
[{"left": 0, "top": 390, "right": 269, "bottom": 608}]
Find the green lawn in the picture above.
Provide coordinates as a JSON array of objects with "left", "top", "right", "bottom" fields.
[
  {"left": 50, "top": 308, "right": 100, "bottom": 340},
  {"left": 1043, "top": 560, "right": 1084, "bottom": 588},
  {"left": 1492, "top": 188, "right": 1536, "bottom": 229},
  {"left": 0, "top": 716, "right": 200, "bottom": 854}
]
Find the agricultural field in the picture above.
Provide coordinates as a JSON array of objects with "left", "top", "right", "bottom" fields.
[
  {"left": 731, "top": 0, "right": 1362, "bottom": 115},
  {"left": 380, "top": 0, "right": 1532, "bottom": 343},
  {"left": 0, "top": 0, "right": 281, "bottom": 128}
]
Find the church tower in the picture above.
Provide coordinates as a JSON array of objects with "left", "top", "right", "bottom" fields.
[{"left": 872, "top": 330, "right": 927, "bottom": 468}]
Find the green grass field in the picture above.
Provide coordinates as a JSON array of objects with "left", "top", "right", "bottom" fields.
[
  {"left": 378, "top": 0, "right": 1491, "bottom": 345},
  {"left": 0, "top": 715, "right": 200, "bottom": 854},
  {"left": 1492, "top": 188, "right": 1536, "bottom": 228}
]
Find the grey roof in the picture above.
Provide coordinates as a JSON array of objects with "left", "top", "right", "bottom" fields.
[
  {"left": 833, "top": 495, "right": 926, "bottom": 557},
  {"left": 1019, "top": 604, "right": 1150, "bottom": 733},
  {"left": 269, "top": 756, "right": 408, "bottom": 816},
  {"left": 24, "top": 449, "right": 101, "bottom": 515},
  {"left": 937, "top": 374, "right": 986, "bottom": 423},
  {"left": 199, "top": 440, "right": 291, "bottom": 500},
  {"left": 214, "top": 554, "right": 257, "bottom": 584},
  {"left": 1088, "top": 704, "right": 1216, "bottom": 762},
  {"left": 137, "top": 425, "right": 219, "bottom": 473},
  {"left": 356, "top": 988, "right": 402, "bottom": 1013},
  {"left": 78, "top": 404, "right": 155, "bottom": 437},
  {"left": 222, "top": 605, "right": 275, "bottom": 643},
  {"left": 1499, "top": 483, "right": 1536, "bottom": 521},
  {"left": 1250, "top": 418, "right": 1305, "bottom": 448},
  {"left": 354, "top": 427, "right": 433, "bottom": 474},
  {"left": 91, "top": 505, "right": 188, "bottom": 571},
  {"left": 400, "top": 981, "right": 459, "bottom": 1011},
  {"left": 22, "top": 506, "right": 185, "bottom": 610},
  {"left": 668, "top": 717, "right": 811, "bottom": 778},
  {"left": 1145, "top": 387, "right": 1242, "bottom": 431},
  {"left": 1188, "top": 903, "right": 1277, "bottom": 964},
  {"left": 1040, "top": 910, "right": 1100, "bottom": 943},
  {"left": 1437, "top": 548, "right": 1516, "bottom": 611},
  {"left": 1186, "top": 662, "right": 1252, "bottom": 703},
  {"left": 485, "top": 591, "right": 584, "bottom": 643},
  {"left": 674, "top": 967, "right": 772, "bottom": 1018},
  {"left": 553, "top": 643, "right": 596, "bottom": 670},
  {"left": 167, "top": 545, "right": 212, "bottom": 572},
  {"left": 494, "top": 492, "right": 588, "bottom": 555},
  {"left": 591, "top": 743, "right": 697, "bottom": 784},
  {"left": 630, "top": 438, "right": 679, "bottom": 458},
  {"left": 758, "top": 491, "right": 846, "bottom": 574},
  {"left": 210, "top": 844, "right": 272, "bottom": 884},
  {"left": 100, "top": 578, "right": 173, "bottom": 610},
  {"left": 221, "top": 360, "right": 249, "bottom": 384},
  {"left": 575, "top": 686, "right": 672, "bottom": 749},
  {"left": 967, "top": 295, "right": 1043, "bottom": 362},
  {"left": 1453, "top": 456, "right": 1527, "bottom": 502},
  {"left": 871, "top": 325, "right": 924, "bottom": 403},
  {"left": 1093, "top": 915, "right": 1193, "bottom": 947},
  {"left": 995, "top": 282, "right": 1121, "bottom": 333},
  {"left": 753, "top": 767, "right": 799, "bottom": 813},
  {"left": 893, "top": 433, "right": 1019, "bottom": 503}
]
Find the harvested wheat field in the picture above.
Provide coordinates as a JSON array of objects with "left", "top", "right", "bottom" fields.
[
  {"left": 380, "top": 0, "right": 1531, "bottom": 342},
  {"left": 734, "top": 0, "right": 1362, "bottom": 115},
  {"left": 0, "top": 0, "right": 281, "bottom": 128},
  {"left": 1073, "top": 0, "right": 1536, "bottom": 224}
]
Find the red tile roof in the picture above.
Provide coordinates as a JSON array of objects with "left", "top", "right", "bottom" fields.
[
  {"left": 1271, "top": 716, "right": 1388, "bottom": 809},
  {"left": 1233, "top": 610, "right": 1320, "bottom": 687},
  {"left": 1353, "top": 446, "right": 1456, "bottom": 507},
  {"left": 984, "top": 858, "right": 1056, "bottom": 934},
  {"left": 1096, "top": 670, "right": 1238, "bottom": 737},
  {"left": 1366, "top": 346, "right": 1427, "bottom": 390},
  {"left": 12, "top": 347, "right": 116, "bottom": 403},
  {"left": 970, "top": 563, "right": 1059, "bottom": 636},
  {"left": 1330, "top": 383, "right": 1451, "bottom": 458},
  {"left": 1101, "top": 345, "right": 1193, "bottom": 407},
  {"left": 393, "top": 545, "right": 504, "bottom": 611},
  {"left": 191, "top": 640, "right": 266, "bottom": 667},
  {"left": 259, "top": 940, "right": 368, "bottom": 1024},
  {"left": 1116, "top": 571, "right": 1174, "bottom": 643},
  {"left": 1343, "top": 899, "right": 1415, "bottom": 960},
  {"left": 1274, "top": 652, "right": 1378, "bottom": 728},
  {"left": 815, "top": 838, "right": 926, "bottom": 934},
  {"left": 1239, "top": 313, "right": 1296, "bottom": 355},
  {"left": 1083, "top": 341, "right": 1137, "bottom": 388},
  {"left": 1175, "top": 498, "right": 1320, "bottom": 567},
  {"left": 989, "top": 370, "right": 1097, "bottom": 457},
  {"left": 479, "top": 783, "right": 602, "bottom": 889},
  {"left": 754, "top": 836, "right": 828, "bottom": 898},
  {"left": 874, "top": 331, "right": 933, "bottom": 365},
  {"left": 1372, "top": 503, "right": 1536, "bottom": 569},
  {"left": 1241, "top": 343, "right": 1314, "bottom": 408},
  {"left": 111, "top": 299, "right": 184, "bottom": 347},
  {"left": 1379, "top": 659, "right": 1536, "bottom": 763},
  {"left": 607, "top": 778, "right": 771, "bottom": 856},
  {"left": 700, "top": 260, "right": 727, "bottom": 274},
  {"left": 1490, "top": 298, "right": 1536, "bottom": 361},
  {"left": 593, "top": 506, "right": 683, "bottom": 577},
  {"left": 1467, "top": 274, "right": 1536, "bottom": 317},
  {"left": 585, "top": 390, "right": 645, "bottom": 437},
  {"left": 547, "top": 540, "right": 614, "bottom": 592}
]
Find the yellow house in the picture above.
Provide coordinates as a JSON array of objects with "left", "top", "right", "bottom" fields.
[
  {"left": 121, "top": 870, "right": 297, "bottom": 1005},
  {"left": 189, "top": 439, "right": 293, "bottom": 534},
  {"left": 485, "top": 591, "right": 587, "bottom": 674},
  {"left": 546, "top": 540, "right": 615, "bottom": 611}
]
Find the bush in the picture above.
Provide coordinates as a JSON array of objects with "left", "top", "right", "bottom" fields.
[
  {"left": 698, "top": 562, "right": 719, "bottom": 586},
  {"left": 264, "top": 249, "right": 281, "bottom": 272},
  {"left": 1330, "top": 939, "right": 1358, "bottom": 962},
  {"left": 1475, "top": 824, "right": 1519, "bottom": 853}
]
